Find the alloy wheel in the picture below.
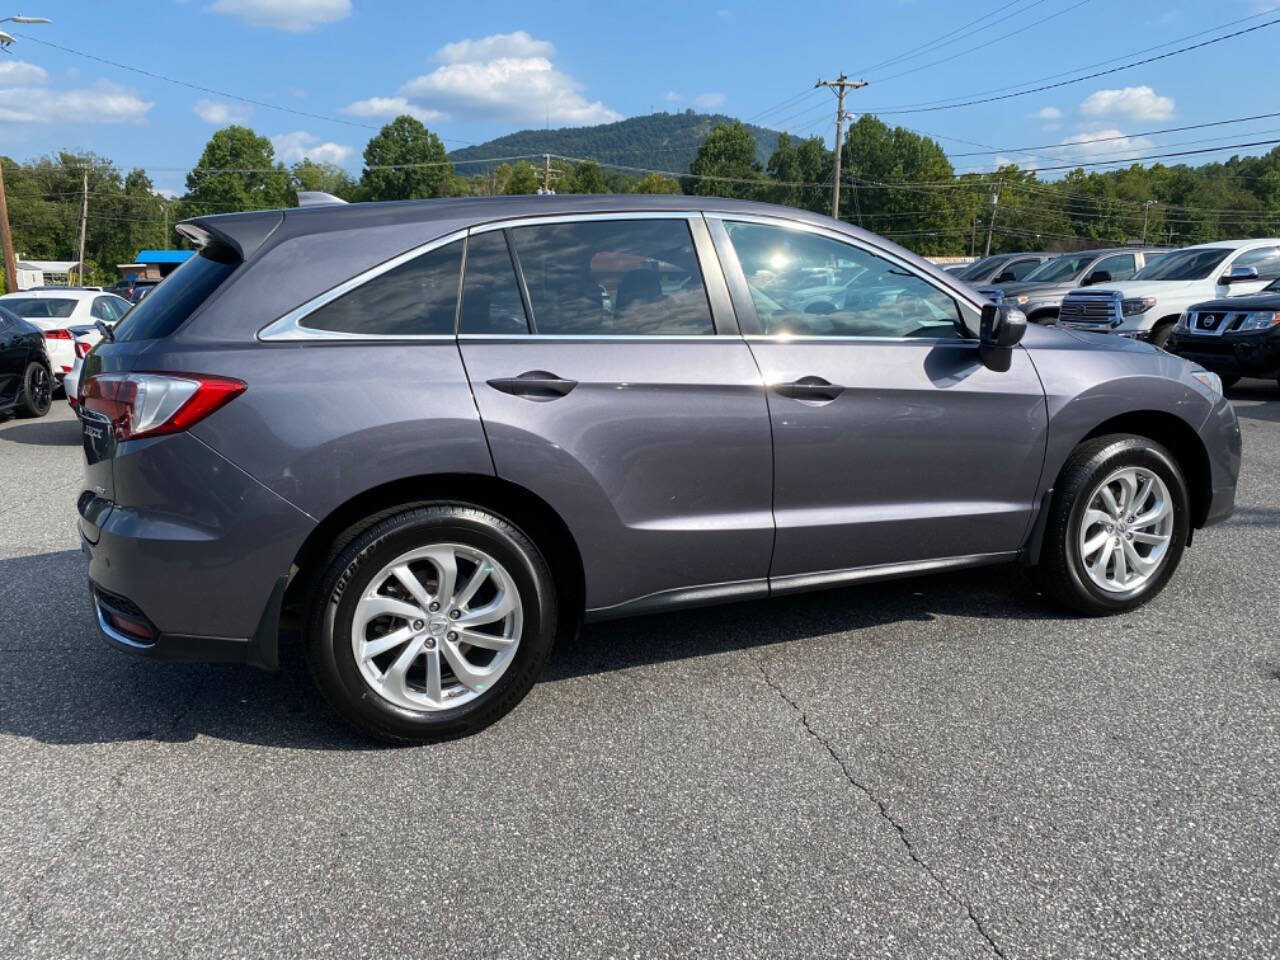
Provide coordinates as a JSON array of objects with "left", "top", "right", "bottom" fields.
[
  {"left": 30, "top": 365, "right": 51, "bottom": 412},
  {"left": 1077, "top": 466, "right": 1174, "bottom": 594},
  {"left": 350, "top": 543, "right": 523, "bottom": 711}
]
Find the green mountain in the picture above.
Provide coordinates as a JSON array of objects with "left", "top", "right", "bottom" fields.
[{"left": 448, "top": 111, "right": 784, "bottom": 175}]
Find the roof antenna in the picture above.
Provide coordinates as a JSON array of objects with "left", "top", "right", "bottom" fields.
[{"left": 296, "top": 191, "right": 348, "bottom": 207}]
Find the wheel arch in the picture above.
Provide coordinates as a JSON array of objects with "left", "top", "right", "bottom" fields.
[{"left": 284, "top": 473, "right": 586, "bottom": 638}]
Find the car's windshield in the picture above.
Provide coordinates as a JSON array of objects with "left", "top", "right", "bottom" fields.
[
  {"left": 956, "top": 256, "right": 1003, "bottom": 281},
  {"left": 1132, "top": 248, "right": 1231, "bottom": 281},
  {"left": 1023, "top": 254, "right": 1093, "bottom": 284},
  {"left": 1, "top": 297, "right": 77, "bottom": 318},
  {"left": 1265, "top": 278, "right": 1280, "bottom": 293}
]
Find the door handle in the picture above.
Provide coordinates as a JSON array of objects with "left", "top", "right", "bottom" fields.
[
  {"left": 486, "top": 370, "right": 578, "bottom": 401},
  {"left": 772, "top": 376, "right": 844, "bottom": 403}
]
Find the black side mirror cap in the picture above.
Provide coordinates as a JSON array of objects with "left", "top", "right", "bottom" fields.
[
  {"left": 979, "top": 303, "right": 1027, "bottom": 372},
  {"left": 1083, "top": 270, "right": 1111, "bottom": 286},
  {"left": 993, "top": 271, "right": 1016, "bottom": 283}
]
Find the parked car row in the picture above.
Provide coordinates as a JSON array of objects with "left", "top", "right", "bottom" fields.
[{"left": 0, "top": 288, "right": 131, "bottom": 396}]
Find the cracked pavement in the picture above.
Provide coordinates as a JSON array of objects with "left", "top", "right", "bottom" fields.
[{"left": 2, "top": 395, "right": 1278, "bottom": 959}]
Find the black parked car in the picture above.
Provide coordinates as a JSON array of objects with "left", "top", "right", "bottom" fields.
[
  {"left": 0, "top": 305, "right": 53, "bottom": 419},
  {"left": 1167, "top": 278, "right": 1280, "bottom": 387}
]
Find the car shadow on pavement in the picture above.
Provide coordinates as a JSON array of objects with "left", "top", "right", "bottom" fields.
[
  {"left": 0, "top": 548, "right": 1053, "bottom": 750},
  {"left": 0, "top": 416, "right": 83, "bottom": 446}
]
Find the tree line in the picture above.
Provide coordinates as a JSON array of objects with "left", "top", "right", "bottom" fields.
[{"left": 4, "top": 112, "right": 1280, "bottom": 289}]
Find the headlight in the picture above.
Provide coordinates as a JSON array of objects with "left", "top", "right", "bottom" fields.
[
  {"left": 1175, "top": 310, "right": 1189, "bottom": 331},
  {"left": 1236, "top": 310, "right": 1280, "bottom": 331},
  {"left": 1013, "top": 295, "right": 1030, "bottom": 305},
  {"left": 1191, "top": 370, "right": 1223, "bottom": 398},
  {"left": 1121, "top": 297, "right": 1158, "bottom": 317}
]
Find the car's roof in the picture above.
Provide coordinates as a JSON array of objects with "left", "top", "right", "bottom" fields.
[
  {"left": 1178, "top": 237, "right": 1280, "bottom": 251},
  {"left": 0, "top": 289, "right": 113, "bottom": 300}
]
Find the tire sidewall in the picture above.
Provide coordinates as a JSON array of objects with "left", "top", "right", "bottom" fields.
[
  {"left": 310, "top": 507, "right": 555, "bottom": 741},
  {"left": 21, "top": 362, "right": 52, "bottom": 417},
  {"left": 1061, "top": 440, "right": 1189, "bottom": 611}
]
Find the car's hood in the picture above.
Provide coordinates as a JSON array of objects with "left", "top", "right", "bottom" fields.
[
  {"left": 1073, "top": 280, "right": 1202, "bottom": 299},
  {"left": 1187, "top": 292, "right": 1280, "bottom": 313},
  {"left": 1022, "top": 321, "right": 1159, "bottom": 355},
  {"left": 986, "top": 281, "right": 1070, "bottom": 299}
]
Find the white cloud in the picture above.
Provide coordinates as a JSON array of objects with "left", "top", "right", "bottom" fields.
[
  {"left": 0, "top": 60, "right": 49, "bottom": 86},
  {"left": 716, "top": 8, "right": 734, "bottom": 19},
  {"left": 270, "top": 130, "right": 354, "bottom": 165},
  {"left": 1032, "top": 106, "right": 1062, "bottom": 121},
  {"left": 0, "top": 77, "right": 151, "bottom": 125},
  {"left": 341, "top": 96, "right": 443, "bottom": 124},
  {"left": 194, "top": 98, "right": 252, "bottom": 125},
  {"left": 206, "top": 0, "right": 350, "bottom": 31},
  {"left": 663, "top": 90, "right": 682, "bottom": 103},
  {"left": 345, "top": 30, "right": 621, "bottom": 128},
  {"left": 1078, "top": 85, "right": 1174, "bottom": 122},
  {"left": 693, "top": 92, "right": 727, "bottom": 109}
]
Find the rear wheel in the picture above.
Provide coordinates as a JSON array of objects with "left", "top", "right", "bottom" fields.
[
  {"left": 1036, "top": 435, "right": 1189, "bottom": 615},
  {"left": 305, "top": 504, "right": 557, "bottom": 743},
  {"left": 17, "top": 361, "right": 52, "bottom": 418}
]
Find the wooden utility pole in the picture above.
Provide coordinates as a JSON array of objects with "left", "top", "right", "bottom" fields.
[
  {"left": 76, "top": 168, "right": 89, "bottom": 285},
  {"left": 983, "top": 182, "right": 1002, "bottom": 257},
  {"left": 816, "top": 74, "right": 867, "bottom": 220},
  {"left": 0, "top": 161, "right": 17, "bottom": 293},
  {"left": 543, "top": 154, "right": 552, "bottom": 194}
]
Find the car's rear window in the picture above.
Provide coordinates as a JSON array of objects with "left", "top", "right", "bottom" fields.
[
  {"left": 113, "top": 247, "right": 239, "bottom": 342},
  {"left": 2, "top": 297, "right": 76, "bottom": 318}
]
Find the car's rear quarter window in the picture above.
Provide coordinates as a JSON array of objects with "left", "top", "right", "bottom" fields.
[{"left": 114, "top": 247, "right": 239, "bottom": 342}]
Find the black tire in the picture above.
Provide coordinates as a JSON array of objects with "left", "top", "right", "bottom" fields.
[
  {"left": 305, "top": 503, "right": 557, "bottom": 744},
  {"left": 1036, "top": 435, "right": 1189, "bottom": 616},
  {"left": 16, "top": 361, "right": 52, "bottom": 418},
  {"left": 1148, "top": 320, "right": 1176, "bottom": 349}
]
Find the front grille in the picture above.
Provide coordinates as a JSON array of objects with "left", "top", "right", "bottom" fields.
[
  {"left": 1189, "top": 310, "right": 1245, "bottom": 336},
  {"left": 1058, "top": 290, "right": 1122, "bottom": 330}
]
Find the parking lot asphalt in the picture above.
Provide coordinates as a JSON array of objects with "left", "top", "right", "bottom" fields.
[{"left": 1, "top": 393, "right": 1277, "bottom": 960}]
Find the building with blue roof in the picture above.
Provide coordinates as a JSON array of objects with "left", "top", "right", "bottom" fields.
[{"left": 117, "top": 249, "right": 194, "bottom": 281}]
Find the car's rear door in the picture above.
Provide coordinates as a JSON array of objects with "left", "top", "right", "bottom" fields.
[
  {"left": 457, "top": 213, "right": 774, "bottom": 617},
  {"left": 708, "top": 213, "right": 1048, "bottom": 586}
]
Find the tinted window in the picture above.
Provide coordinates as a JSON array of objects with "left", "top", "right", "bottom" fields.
[
  {"left": 1023, "top": 254, "right": 1092, "bottom": 283},
  {"left": 91, "top": 297, "right": 115, "bottom": 321},
  {"left": 508, "top": 219, "right": 714, "bottom": 336},
  {"left": 725, "top": 221, "right": 965, "bottom": 339},
  {"left": 114, "top": 247, "right": 239, "bottom": 342},
  {"left": 303, "top": 240, "right": 463, "bottom": 336},
  {"left": 3, "top": 297, "right": 76, "bottom": 318},
  {"left": 1234, "top": 245, "right": 1280, "bottom": 281},
  {"left": 1133, "top": 248, "right": 1231, "bottom": 281},
  {"left": 459, "top": 232, "right": 530, "bottom": 335},
  {"left": 1094, "top": 253, "right": 1137, "bottom": 281},
  {"left": 1005, "top": 258, "right": 1042, "bottom": 280},
  {"left": 957, "top": 255, "right": 1003, "bottom": 281}
]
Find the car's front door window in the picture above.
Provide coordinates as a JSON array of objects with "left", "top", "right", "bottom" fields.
[{"left": 722, "top": 221, "right": 966, "bottom": 339}]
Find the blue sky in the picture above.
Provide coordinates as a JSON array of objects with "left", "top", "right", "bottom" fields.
[{"left": 2, "top": 0, "right": 1278, "bottom": 195}]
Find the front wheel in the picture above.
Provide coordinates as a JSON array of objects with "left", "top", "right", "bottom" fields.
[
  {"left": 306, "top": 504, "right": 558, "bottom": 743},
  {"left": 1036, "top": 435, "right": 1189, "bottom": 615}
]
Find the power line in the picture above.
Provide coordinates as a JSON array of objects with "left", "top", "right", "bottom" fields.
[
  {"left": 856, "top": 0, "right": 1041, "bottom": 76},
  {"left": 859, "top": 15, "right": 1280, "bottom": 115}
]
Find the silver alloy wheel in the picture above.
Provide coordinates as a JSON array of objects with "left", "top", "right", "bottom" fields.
[
  {"left": 1078, "top": 466, "right": 1174, "bottom": 594},
  {"left": 350, "top": 543, "right": 523, "bottom": 711}
]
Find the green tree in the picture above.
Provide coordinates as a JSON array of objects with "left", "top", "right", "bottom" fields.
[
  {"left": 181, "top": 126, "right": 292, "bottom": 218},
  {"left": 630, "top": 172, "right": 682, "bottom": 194},
  {"left": 291, "top": 159, "right": 358, "bottom": 199},
  {"left": 563, "top": 158, "right": 606, "bottom": 193},
  {"left": 504, "top": 161, "right": 541, "bottom": 195},
  {"left": 764, "top": 133, "right": 831, "bottom": 212},
  {"left": 359, "top": 115, "right": 451, "bottom": 201},
  {"left": 687, "top": 121, "right": 761, "bottom": 198}
]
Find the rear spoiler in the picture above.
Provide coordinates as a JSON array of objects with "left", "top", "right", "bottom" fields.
[{"left": 176, "top": 209, "right": 284, "bottom": 261}]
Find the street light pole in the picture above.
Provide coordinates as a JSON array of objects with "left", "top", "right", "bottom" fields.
[{"left": 1142, "top": 200, "right": 1155, "bottom": 244}]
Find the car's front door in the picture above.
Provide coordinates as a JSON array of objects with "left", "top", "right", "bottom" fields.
[
  {"left": 709, "top": 214, "right": 1048, "bottom": 586},
  {"left": 457, "top": 214, "right": 774, "bottom": 617}
]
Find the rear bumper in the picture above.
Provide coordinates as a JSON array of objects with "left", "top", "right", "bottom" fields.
[{"left": 80, "top": 431, "right": 313, "bottom": 669}]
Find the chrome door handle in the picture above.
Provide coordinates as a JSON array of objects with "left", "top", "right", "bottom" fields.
[
  {"left": 772, "top": 376, "right": 844, "bottom": 403},
  {"left": 487, "top": 370, "right": 578, "bottom": 401}
]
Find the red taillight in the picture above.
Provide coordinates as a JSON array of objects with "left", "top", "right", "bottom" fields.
[
  {"left": 80, "top": 372, "right": 246, "bottom": 442},
  {"left": 44, "top": 328, "right": 73, "bottom": 341},
  {"left": 75, "top": 340, "right": 92, "bottom": 358}
]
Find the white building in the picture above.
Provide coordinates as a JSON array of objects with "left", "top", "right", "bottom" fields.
[{"left": 15, "top": 259, "right": 83, "bottom": 290}]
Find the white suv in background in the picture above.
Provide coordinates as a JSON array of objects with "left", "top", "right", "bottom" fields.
[
  {"left": 0, "top": 289, "right": 131, "bottom": 391},
  {"left": 1057, "top": 238, "right": 1280, "bottom": 347}
]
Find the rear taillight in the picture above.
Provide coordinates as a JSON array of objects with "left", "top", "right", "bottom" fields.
[
  {"left": 80, "top": 372, "right": 245, "bottom": 442},
  {"left": 75, "top": 340, "right": 92, "bottom": 358},
  {"left": 44, "top": 328, "right": 73, "bottom": 341}
]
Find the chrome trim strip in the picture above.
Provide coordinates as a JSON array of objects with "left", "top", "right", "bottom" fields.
[
  {"left": 744, "top": 334, "right": 975, "bottom": 345},
  {"left": 258, "top": 228, "right": 468, "bottom": 341},
  {"left": 770, "top": 551, "right": 1018, "bottom": 596},
  {"left": 95, "top": 600, "right": 155, "bottom": 650},
  {"left": 470, "top": 210, "right": 698, "bottom": 234},
  {"left": 702, "top": 210, "right": 989, "bottom": 314},
  {"left": 458, "top": 333, "right": 743, "bottom": 342}
]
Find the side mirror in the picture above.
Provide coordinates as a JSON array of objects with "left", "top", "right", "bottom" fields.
[
  {"left": 1222, "top": 265, "right": 1259, "bottom": 284},
  {"left": 1083, "top": 270, "right": 1111, "bottom": 286},
  {"left": 979, "top": 303, "right": 1027, "bottom": 372},
  {"left": 993, "top": 270, "right": 1016, "bottom": 283}
]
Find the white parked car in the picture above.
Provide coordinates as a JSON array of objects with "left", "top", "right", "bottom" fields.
[
  {"left": 1057, "top": 238, "right": 1280, "bottom": 347},
  {"left": 0, "top": 289, "right": 131, "bottom": 392}
]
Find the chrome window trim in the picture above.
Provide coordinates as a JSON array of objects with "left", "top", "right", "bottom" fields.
[
  {"left": 703, "top": 210, "right": 989, "bottom": 316},
  {"left": 743, "top": 334, "right": 975, "bottom": 346},
  {"left": 257, "top": 228, "right": 468, "bottom": 342},
  {"left": 458, "top": 333, "right": 743, "bottom": 342}
]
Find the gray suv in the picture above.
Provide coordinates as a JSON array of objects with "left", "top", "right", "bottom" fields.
[
  {"left": 975, "top": 247, "right": 1166, "bottom": 323},
  {"left": 77, "top": 196, "right": 1241, "bottom": 742}
]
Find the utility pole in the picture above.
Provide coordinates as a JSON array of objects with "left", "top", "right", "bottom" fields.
[
  {"left": 0, "top": 160, "right": 16, "bottom": 294},
  {"left": 815, "top": 73, "right": 867, "bottom": 220},
  {"left": 983, "top": 182, "right": 1002, "bottom": 257},
  {"left": 969, "top": 217, "right": 977, "bottom": 257},
  {"left": 76, "top": 167, "right": 88, "bottom": 286},
  {"left": 1142, "top": 199, "right": 1155, "bottom": 244},
  {"left": 543, "top": 154, "right": 552, "bottom": 193}
]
